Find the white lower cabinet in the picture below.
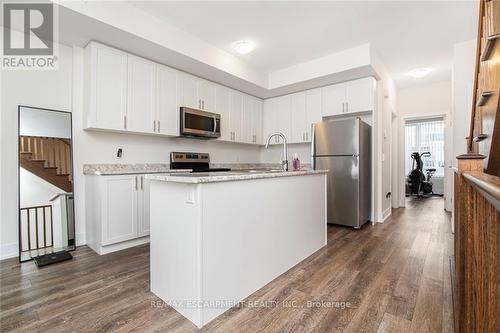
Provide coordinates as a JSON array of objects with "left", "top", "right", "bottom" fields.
[{"left": 86, "top": 175, "right": 150, "bottom": 255}]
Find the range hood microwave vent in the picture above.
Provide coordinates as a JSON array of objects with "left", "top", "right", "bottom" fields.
[{"left": 180, "top": 107, "right": 221, "bottom": 139}]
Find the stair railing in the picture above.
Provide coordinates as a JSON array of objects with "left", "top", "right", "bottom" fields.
[{"left": 19, "top": 205, "right": 53, "bottom": 252}]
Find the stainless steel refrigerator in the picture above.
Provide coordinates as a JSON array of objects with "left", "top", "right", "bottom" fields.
[{"left": 312, "top": 118, "right": 371, "bottom": 229}]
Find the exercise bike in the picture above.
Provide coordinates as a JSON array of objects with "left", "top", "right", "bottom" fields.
[{"left": 406, "top": 152, "right": 441, "bottom": 198}]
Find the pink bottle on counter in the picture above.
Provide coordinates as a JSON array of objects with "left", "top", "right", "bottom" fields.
[{"left": 292, "top": 153, "right": 301, "bottom": 171}]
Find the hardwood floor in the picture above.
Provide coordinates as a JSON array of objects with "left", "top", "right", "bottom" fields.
[{"left": 0, "top": 198, "right": 453, "bottom": 332}]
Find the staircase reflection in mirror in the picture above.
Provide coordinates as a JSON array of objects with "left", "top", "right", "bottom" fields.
[{"left": 18, "top": 106, "right": 75, "bottom": 263}]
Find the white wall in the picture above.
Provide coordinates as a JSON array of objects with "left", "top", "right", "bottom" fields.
[
  {"left": 452, "top": 40, "right": 476, "bottom": 161},
  {"left": 398, "top": 81, "right": 452, "bottom": 117},
  {"left": 1, "top": 40, "right": 74, "bottom": 259},
  {"left": 20, "top": 107, "right": 72, "bottom": 139},
  {"left": 19, "top": 169, "right": 62, "bottom": 208},
  {"left": 397, "top": 80, "right": 452, "bottom": 209}
]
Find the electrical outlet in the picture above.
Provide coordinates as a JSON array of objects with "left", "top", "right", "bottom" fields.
[{"left": 116, "top": 148, "right": 123, "bottom": 159}]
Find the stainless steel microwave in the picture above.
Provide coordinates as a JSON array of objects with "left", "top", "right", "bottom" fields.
[{"left": 180, "top": 107, "right": 221, "bottom": 139}]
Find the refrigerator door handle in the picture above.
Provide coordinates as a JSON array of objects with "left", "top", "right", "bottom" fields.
[{"left": 311, "top": 123, "right": 316, "bottom": 169}]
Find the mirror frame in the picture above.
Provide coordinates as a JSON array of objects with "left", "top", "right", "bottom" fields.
[{"left": 17, "top": 105, "right": 76, "bottom": 263}]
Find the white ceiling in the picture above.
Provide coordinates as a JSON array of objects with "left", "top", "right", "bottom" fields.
[{"left": 129, "top": 1, "right": 478, "bottom": 88}]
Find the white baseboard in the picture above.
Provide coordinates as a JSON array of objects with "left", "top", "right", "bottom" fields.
[
  {"left": 88, "top": 236, "right": 150, "bottom": 255},
  {"left": 0, "top": 232, "right": 86, "bottom": 261},
  {"left": 0, "top": 242, "right": 19, "bottom": 260},
  {"left": 376, "top": 207, "right": 392, "bottom": 223},
  {"left": 382, "top": 207, "right": 392, "bottom": 221}
]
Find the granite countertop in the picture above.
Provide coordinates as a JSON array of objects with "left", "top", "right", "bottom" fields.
[
  {"left": 83, "top": 164, "right": 191, "bottom": 175},
  {"left": 83, "top": 163, "right": 314, "bottom": 176},
  {"left": 146, "top": 169, "right": 328, "bottom": 184}
]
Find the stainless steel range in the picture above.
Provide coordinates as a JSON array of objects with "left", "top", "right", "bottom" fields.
[{"left": 170, "top": 152, "right": 231, "bottom": 173}]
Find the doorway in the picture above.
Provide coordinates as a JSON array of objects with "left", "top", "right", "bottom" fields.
[{"left": 404, "top": 117, "right": 445, "bottom": 197}]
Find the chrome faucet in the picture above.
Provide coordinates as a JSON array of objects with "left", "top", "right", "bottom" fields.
[{"left": 265, "top": 132, "right": 288, "bottom": 171}]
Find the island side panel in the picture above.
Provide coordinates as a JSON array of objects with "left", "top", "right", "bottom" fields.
[
  {"left": 149, "top": 181, "right": 203, "bottom": 328},
  {"left": 200, "top": 173, "right": 327, "bottom": 324}
]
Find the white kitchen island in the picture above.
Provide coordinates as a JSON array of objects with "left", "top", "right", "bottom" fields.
[{"left": 147, "top": 170, "right": 327, "bottom": 328}]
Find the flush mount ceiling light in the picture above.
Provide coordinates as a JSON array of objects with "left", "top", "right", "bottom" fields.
[
  {"left": 232, "top": 40, "right": 255, "bottom": 55},
  {"left": 407, "top": 68, "right": 433, "bottom": 78}
]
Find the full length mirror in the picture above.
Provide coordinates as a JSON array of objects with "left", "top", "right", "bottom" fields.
[{"left": 18, "top": 106, "right": 75, "bottom": 262}]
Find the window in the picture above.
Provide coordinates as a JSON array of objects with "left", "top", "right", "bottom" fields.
[{"left": 405, "top": 118, "right": 445, "bottom": 178}]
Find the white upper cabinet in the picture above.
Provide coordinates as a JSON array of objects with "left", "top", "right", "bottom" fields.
[
  {"left": 242, "top": 94, "right": 254, "bottom": 143},
  {"left": 198, "top": 79, "right": 216, "bottom": 112},
  {"left": 242, "top": 95, "right": 263, "bottom": 144},
  {"left": 284, "top": 88, "right": 322, "bottom": 144},
  {"left": 85, "top": 43, "right": 374, "bottom": 145},
  {"left": 127, "top": 54, "right": 156, "bottom": 134},
  {"left": 178, "top": 73, "right": 199, "bottom": 109},
  {"left": 178, "top": 73, "right": 216, "bottom": 112},
  {"left": 263, "top": 96, "right": 290, "bottom": 145},
  {"left": 86, "top": 42, "right": 128, "bottom": 130},
  {"left": 305, "top": 88, "right": 323, "bottom": 141},
  {"left": 322, "top": 83, "right": 345, "bottom": 116},
  {"left": 215, "top": 85, "right": 232, "bottom": 142},
  {"left": 230, "top": 91, "right": 244, "bottom": 142},
  {"left": 263, "top": 98, "right": 278, "bottom": 145},
  {"left": 278, "top": 95, "right": 292, "bottom": 144},
  {"left": 253, "top": 98, "right": 263, "bottom": 144},
  {"left": 155, "top": 64, "right": 179, "bottom": 136},
  {"left": 322, "top": 77, "right": 375, "bottom": 117},
  {"left": 290, "top": 92, "right": 307, "bottom": 143},
  {"left": 345, "top": 77, "right": 375, "bottom": 113}
]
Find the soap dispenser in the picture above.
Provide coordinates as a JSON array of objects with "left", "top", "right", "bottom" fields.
[{"left": 292, "top": 153, "right": 301, "bottom": 171}]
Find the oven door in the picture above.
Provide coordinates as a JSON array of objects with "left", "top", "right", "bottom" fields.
[{"left": 180, "top": 107, "right": 221, "bottom": 138}]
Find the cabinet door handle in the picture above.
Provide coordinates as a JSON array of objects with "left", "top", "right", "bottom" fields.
[
  {"left": 158, "top": 121, "right": 161, "bottom": 133},
  {"left": 198, "top": 99, "right": 201, "bottom": 109},
  {"left": 306, "top": 132, "right": 308, "bottom": 141},
  {"left": 135, "top": 176, "right": 138, "bottom": 190},
  {"left": 154, "top": 120, "right": 156, "bottom": 132},
  {"left": 202, "top": 100, "right": 205, "bottom": 110},
  {"left": 346, "top": 102, "right": 348, "bottom": 113},
  {"left": 342, "top": 103, "right": 344, "bottom": 113},
  {"left": 124, "top": 115, "right": 127, "bottom": 129},
  {"left": 141, "top": 176, "right": 144, "bottom": 190}
]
